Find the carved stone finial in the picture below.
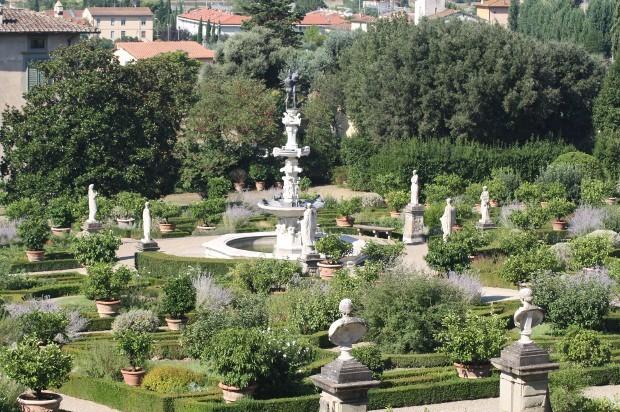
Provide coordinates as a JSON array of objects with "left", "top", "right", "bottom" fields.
[
  {"left": 514, "top": 287, "right": 544, "bottom": 345},
  {"left": 328, "top": 299, "right": 368, "bottom": 361}
]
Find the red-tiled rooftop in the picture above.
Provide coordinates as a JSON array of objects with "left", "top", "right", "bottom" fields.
[
  {"left": 115, "top": 40, "right": 214, "bottom": 60},
  {"left": 178, "top": 8, "right": 249, "bottom": 25},
  {"left": 42, "top": 8, "right": 88, "bottom": 25},
  {"left": 86, "top": 7, "right": 153, "bottom": 16},
  {"left": 474, "top": 0, "right": 510, "bottom": 7},
  {"left": 350, "top": 14, "right": 376, "bottom": 23},
  {"left": 0, "top": 7, "right": 98, "bottom": 33},
  {"left": 299, "top": 10, "right": 347, "bottom": 26}
]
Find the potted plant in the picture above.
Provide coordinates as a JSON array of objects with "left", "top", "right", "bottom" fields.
[
  {"left": 315, "top": 234, "right": 353, "bottom": 280},
  {"left": 112, "top": 192, "right": 146, "bottom": 229},
  {"left": 190, "top": 198, "right": 226, "bottom": 230},
  {"left": 436, "top": 312, "right": 506, "bottom": 379},
  {"left": 0, "top": 335, "right": 72, "bottom": 412},
  {"left": 249, "top": 164, "right": 268, "bottom": 191},
  {"left": 206, "top": 328, "right": 271, "bottom": 403},
  {"left": 18, "top": 218, "right": 50, "bottom": 262},
  {"left": 547, "top": 198, "right": 575, "bottom": 231},
  {"left": 83, "top": 263, "right": 132, "bottom": 318},
  {"left": 47, "top": 196, "right": 75, "bottom": 235},
  {"left": 150, "top": 200, "right": 182, "bottom": 233},
  {"left": 230, "top": 168, "right": 247, "bottom": 192},
  {"left": 384, "top": 190, "right": 409, "bottom": 218},
  {"left": 334, "top": 199, "right": 361, "bottom": 227},
  {"left": 161, "top": 274, "right": 196, "bottom": 330},
  {"left": 115, "top": 330, "right": 153, "bottom": 386}
]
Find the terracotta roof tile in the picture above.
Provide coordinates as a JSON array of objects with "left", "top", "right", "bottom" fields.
[
  {"left": 0, "top": 7, "right": 98, "bottom": 33},
  {"left": 115, "top": 40, "right": 214, "bottom": 60},
  {"left": 299, "top": 10, "right": 347, "bottom": 26},
  {"left": 42, "top": 8, "right": 88, "bottom": 25},
  {"left": 86, "top": 7, "right": 153, "bottom": 16},
  {"left": 178, "top": 8, "right": 249, "bottom": 25},
  {"left": 474, "top": 0, "right": 510, "bottom": 8}
]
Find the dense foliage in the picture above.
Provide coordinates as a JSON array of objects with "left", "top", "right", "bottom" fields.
[
  {"left": 142, "top": 366, "right": 204, "bottom": 394},
  {"left": 161, "top": 274, "right": 196, "bottom": 319},
  {"left": 231, "top": 259, "right": 301, "bottom": 293},
  {"left": 115, "top": 330, "right": 153, "bottom": 371},
  {"left": 72, "top": 231, "right": 121, "bottom": 267},
  {"left": 556, "top": 327, "right": 612, "bottom": 367},
  {"left": 83, "top": 264, "right": 132, "bottom": 301}
]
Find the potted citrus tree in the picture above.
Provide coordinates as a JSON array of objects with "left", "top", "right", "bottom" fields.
[
  {"left": 115, "top": 330, "right": 153, "bottom": 386},
  {"left": 190, "top": 198, "right": 226, "bottom": 231},
  {"left": 47, "top": 196, "right": 75, "bottom": 235},
  {"left": 315, "top": 234, "right": 353, "bottom": 280},
  {"left": 384, "top": 190, "right": 409, "bottom": 218},
  {"left": 112, "top": 192, "right": 146, "bottom": 229},
  {"left": 83, "top": 263, "right": 132, "bottom": 318},
  {"left": 161, "top": 273, "right": 196, "bottom": 330},
  {"left": 249, "top": 164, "right": 268, "bottom": 191},
  {"left": 436, "top": 311, "right": 506, "bottom": 379},
  {"left": 150, "top": 201, "right": 182, "bottom": 233},
  {"left": 0, "top": 335, "right": 72, "bottom": 412},
  {"left": 547, "top": 198, "right": 575, "bottom": 231},
  {"left": 18, "top": 218, "right": 50, "bottom": 262},
  {"left": 335, "top": 199, "right": 361, "bottom": 227}
]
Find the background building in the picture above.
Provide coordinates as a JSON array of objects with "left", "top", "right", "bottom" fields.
[
  {"left": 114, "top": 40, "right": 214, "bottom": 65},
  {"left": 83, "top": 7, "right": 153, "bottom": 41}
]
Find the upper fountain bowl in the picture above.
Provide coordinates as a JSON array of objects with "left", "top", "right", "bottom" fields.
[{"left": 257, "top": 199, "right": 307, "bottom": 218}]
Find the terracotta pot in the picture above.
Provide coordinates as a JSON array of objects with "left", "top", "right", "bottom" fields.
[
  {"left": 121, "top": 368, "right": 146, "bottom": 386},
  {"left": 606, "top": 197, "right": 618, "bottom": 206},
  {"left": 165, "top": 317, "right": 186, "bottom": 331},
  {"left": 25, "top": 250, "right": 45, "bottom": 262},
  {"left": 18, "top": 392, "right": 62, "bottom": 412},
  {"left": 490, "top": 199, "right": 499, "bottom": 207},
  {"left": 234, "top": 182, "right": 245, "bottom": 192},
  {"left": 219, "top": 382, "right": 257, "bottom": 403},
  {"left": 95, "top": 300, "right": 121, "bottom": 318},
  {"left": 317, "top": 261, "right": 343, "bottom": 280},
  {"left": 335, "top": 216, "right": 354, "bottom": 227},
  {"left": 389, "top": 211, "right": 401, "bottom": 218},
  {"left": 159, "top": 222, "right": 176, "bottom": 233},
  {"left": 454, "top": 362, "right": 492, "bottom": 379},
  {"left": 116, "top": 218, "right": 135, "bottom": 230},
  {"left": 451, "top": 225, "right": 463, "bottom": 232},
  {"left": 51, "top": 227, "right": 71, "bottom": 236},
  {"left": 540, "top": 201, "right": 549, "bottom": 208},
  {"left": 552, "top": 220, "right": 567, "bottom": 231},
  {"left": 255, "top": 181, "right": 266, "bottom": 191}
]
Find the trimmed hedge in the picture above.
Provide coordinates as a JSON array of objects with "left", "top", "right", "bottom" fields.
[
  {"left": 134, "top": 252, "right": 246, "bottom": 279},
  {"left": 9, "top": 258, "right": 80, "bottom": 273},
  {"left": 306, "top": 331, "right": 333, "bottom": 349},
  {"left": 384, "top": 353, "right": 450, "bottom": 368}
]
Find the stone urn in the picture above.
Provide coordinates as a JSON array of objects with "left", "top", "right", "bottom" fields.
[
  {"left": 121, "top": 368, "right": 146, "bottom": 386},
  {"left": 335, "top": 216, "right": 354, "bottom": 227},
  {"left": 318, "top": 261, "right": 343, "bottom": 280},
  {"left": 18, "top": 392, "right": 62, "bottom": 412},
  {"left": 158, "top": 222, "right": 176, "bottom": 233},
  {"left": 606, "top": 197, "right": 618, "bottom": 206},
  {"left": 25, "top": 250, "right": 45, "bottom": 262},
  {"left": 454, "top": 362, "right": 492, "bottom": 379},
  {"left": 51, "top": 227, "right": 71, "bottom": 236},
  {"left": 116, "top": 218, "right": 135, "bottom": 230},
  {"left": 165, "top": 318, "right": 186, "bottom": 331},
  {"left": 255, "top": 181, "right": 266, "bottom": 191},
  {"left": 219, "top": 382, "right": 257, "bottom": 403},
  {"left": 95, "top": 300, "right": 121, "bottom": 318},
  {"left": 552, "top": 220, "right": 567, "bottom": 231}
]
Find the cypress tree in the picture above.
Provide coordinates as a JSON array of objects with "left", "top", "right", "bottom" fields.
[
  {"left": 205, "top": 19, "right": 212, "bottom": 43},
  {"left": 197, "top": 18, "right": 203, "bottom": 44},
  {"left": 211, "top": 21, "right": 216, "bottom": 41},
  {"left": 508, "top": 0, "right": 519, "bottom": 31},
  {"left": 613, "top": 0, "right": 620, "bottom": 58},
  {"left": 217, "top": 23, "right": 221, "bottom": 40}
]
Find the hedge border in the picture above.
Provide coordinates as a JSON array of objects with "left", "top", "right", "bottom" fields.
[
  {"left": 9, "top": 258, "right": 81, "bottom": 273},
  {"left": 134, "top": 252, "right": 247, "bottom": 279}
]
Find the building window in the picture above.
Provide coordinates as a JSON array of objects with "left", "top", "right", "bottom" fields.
[
  {"left": 121, "top": 18, "right": 126, "bottom": 26},
  {"left": 141, "top": 19, "right": 146, "bottom": 25},
  {"left": 111, "top": 17, "right": 115, "bottom": 25},
  {"left": 29, "top": 37, "right": 46, "bottom": 50},
  {"left": 141, "top": 31, "right": 145, "bottom": 38},
  {"left": 110, "top": 30, "right": 115, "bottom": 40},
  {"left": 26, "top": 58, "right": 48, "bottom": 91},
  {"left": 96, "top": 17, "right": 100, "bottom": 25},
  {"left": 121, "top": 31, "right": 126, "bottom": 38}
]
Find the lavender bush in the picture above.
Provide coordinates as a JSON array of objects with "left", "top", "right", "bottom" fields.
[
  {"left": 568, "top": 206, "right": 607, "bottom": 236},
  {"left": 190, "top": 269, "right": 233, "bottom": 310},
  {"left": 0, "top": 217, "right": 18, "bottom": 245},
  {"left": 499, "top": 202, "right": 525, "bottom": 228},
  {"left": 223, "top": 205, "right": 257, "bottom": 231},
  {"left": 6, "top": 298, "right": 86, "bottom": 342},
  {"left": 446, "top": 271, "right": 482, "bottom": 305},
  {"left": 361, "top": 193, "right": 386, "bottom": 208}
]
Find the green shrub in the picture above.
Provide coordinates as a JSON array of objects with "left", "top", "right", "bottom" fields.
[
  {"left": 425, "top": 237, "right": 471, "bottom": 274},
  {"left": 498, "top": 230, "right": 540, "bottom": 255},
  {"left": 142, "top": 366, "right": 204, "bottom": 393},
  {"left": 532, "top": 272, "right": 612, "bottom": 330},
  {"left": 150, "top": 201, "right": 182, "bottom": 224},
  {"left": 424, "top": 174, "right": 466, "bottom": 204},
  {"left": 115, "top": 330, "right": 152, "bottom": 371},
  {"left": 500, "top": 247, "right": 560, "bottom": 285},
  {"left": 556, "top": 327, "right": 611, "bottom": 367},
  {"left": 581, "top": 179, "right": 615, "bottom": 206},
  {"left": 540, "top": 182, "right": 567, "bottom": 202},
  {"left": 603, "top": 207, "right": 620, "bottom": 232},
  {"left": 315, "top": 234, "right": 353, "bottom": 264},
  {"left": 334, "top": 198, "right": 361, "bottom": 218},
  {"left": 111, "top": 192, "right": 146, "bottom": 220},
  {"left": 207, "top": 177, "right": 231, "bottom": 199},
  {"left": 552, "top": 152, "right": 602, "bottom": 179},
  {"left": 351, "top": 345, "right": 384, "bottom": 379},
  {"left": 248, "top": 164, "right": 268, "bottom": 182},
  {"left": 161, "top": 274, "right": 196, "bottom": 319},
  {"left": 547, "top": 198, "right": 576, "bottom": 221},
  {"left": 298, "top": 176, "right": 312, "bottom": 192},
  {"left": 112, "top": 309, "right": 160, "bottom": 333},
  {"left": 423, "top": 202, "right": 444, "bottom": 229},
  {"left": 0, "top": 374, "right": 24, "bottom": 412},
  {"left": 189, "top": 198, "right": 226, "bottom": 226},
  {"left": 489, "top": 167, "right": 521, "bottom": 202},
  {"left": 17, "top": 218, "right": 49, "bottom": 251},
  {"left": 514, "top": 182, "right": 542, "bottom": 204},
  {"left": 74, "top": 340, "right": 125, "bottom": 381},
  {"left": 570, "top": 235, "right": 613, "bottom": 269},
  {"left": 0, "top": 335, "right": 72, "bottom": 398},
  {"left": 83, "top": 263, "right": 132, "bottom": 301},
  {"left": 362, "top": 272, "right": 465, "bottom": 353},
  {"left": 537, "top": 163, "right": 584, "bottom": 202},
  {"left": 436, "top": 312, "right": 506, "bottom": 364},
  {"left": 71, "top": 230, "right": 121, "bottom": 266},
  {"left": 47, "top": 195, "right": 75, "bottom": 228},
  {"left": 5, "top": 198, "right": 40, "bottom": 221},
  {"left": 17, "top": 310, "right": 69, "bottom": 345},
  {"left": 230, "top": 259, "right": 301, "bottom": 294},
  {"left": 508, "top": 207, "right": 550, "bottom": 230},
  {"left": 361, "top": 241, "right": 405, "bottom": 267},
  {"left": 384, "top": 190, "right": 409, "bottom": 212},
  {"left": 181, "top": 308, "right": 229, "bottom": 359},
  {"left": 134, "top": 252, "right": 239, "bottom": 279}
]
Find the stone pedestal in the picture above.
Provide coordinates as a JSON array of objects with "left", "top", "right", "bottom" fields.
[
  {"left": 81, "top": 221, "right": 102, "bottom": 233},
  {"left": 311, "top": 358, "right": 381, "bottom": 412},
  {"left": 491, "top": 342, "right": 559, "bottom": 412},
  {"left": 475, "top": 221, "right": 496, "bottom": 230},
  {"left": 274, "top": 216, "right": 303, "bottom": 257},
  {"left": 402, "top": 204, "right": 425, "bottom": 244},
  {"left": 299, "top": 252, "right": 322, "bottom": 275},
  {"left": 137, "top": 240, "right": 159, "bottom": 252}
]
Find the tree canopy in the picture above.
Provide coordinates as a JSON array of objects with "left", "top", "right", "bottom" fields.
[
  {"left": 237, "top": 0, "right": 304, "bottom": 46},
  {"left": 0, "top": 41, "right": 199, "bottom": 202}
]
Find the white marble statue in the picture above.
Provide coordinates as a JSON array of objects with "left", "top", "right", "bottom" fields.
[
  {"left": 514, "top": 288, "right": 544, "bottom": 344},
  {"left": 410, "top": 170, "right": 419, "bottom": 206},
  {"left": 440, "top": 198, "right": 456, "bottom": 241},
  {"left": 87, "top": 184, "right": 98, "bottom": 223},
  {"left": 142, "top": 201, "right": 152, "bottom": 243},
  {"left": 479, "top": 186, "right": 491, "bottom": 224},
  {"left": 301, "top": 204, "right": 317, "bottom": 253},
  {"left": 282, "top": 176, "right": 294, "bottom": 202}
]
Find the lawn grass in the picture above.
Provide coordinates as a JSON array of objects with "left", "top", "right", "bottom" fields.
[{"left": 471, "top": 256, "right": 515, "bottom": 289}]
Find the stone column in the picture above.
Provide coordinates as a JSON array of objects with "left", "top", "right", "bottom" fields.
[
  {"left": 402, "top": 204, "right": 425, "bottom": 244},
  {"left": 491, "top": 288, "right": 559, "bottom": 412},
  {"left": 311, "top": 299, "right": 380, "bottom": 412}
]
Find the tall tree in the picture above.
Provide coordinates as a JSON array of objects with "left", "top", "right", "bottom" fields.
[
  {"left": 0, "top": 41, "right": 200, "bottom": 201},
  {"left": 197, "top": 18, "right": 203, "bottom": 44},
  {"left": 205, "top": 19, "right": 212, "bottom": 43},
  {"left": 613, "top": 0, "right": 620, "bottom": 58},
  {"left": 508, "top": 0, "right": 519, "bottom": 31},
  {"left": 237, "top": 0, "right": 304, "bottom": 46}
]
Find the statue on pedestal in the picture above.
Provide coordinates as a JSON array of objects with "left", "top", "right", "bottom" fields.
[
  {"left": 87, "top": 184, "right": 98, "bottom": 223},
  {"left": 410, "top": 170, "right": 419, "bottom": 206},
  {"left": 142, "top": 202, "right": 152, "bottom": 243},
  {"left": 283, "top": 70, "right": 300, "bottom": 111},
  {"left": 479, "top": 186, "right": 491, "bottom": 225},
  {"left": 440, "top": 198, "right": 456, "bottom": 241},
  {"left": 300, "top": 204, "right": 317, "bottom": 255},
  {"left": 514, "top": 288, "right": 544, "bottom": 345}
]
